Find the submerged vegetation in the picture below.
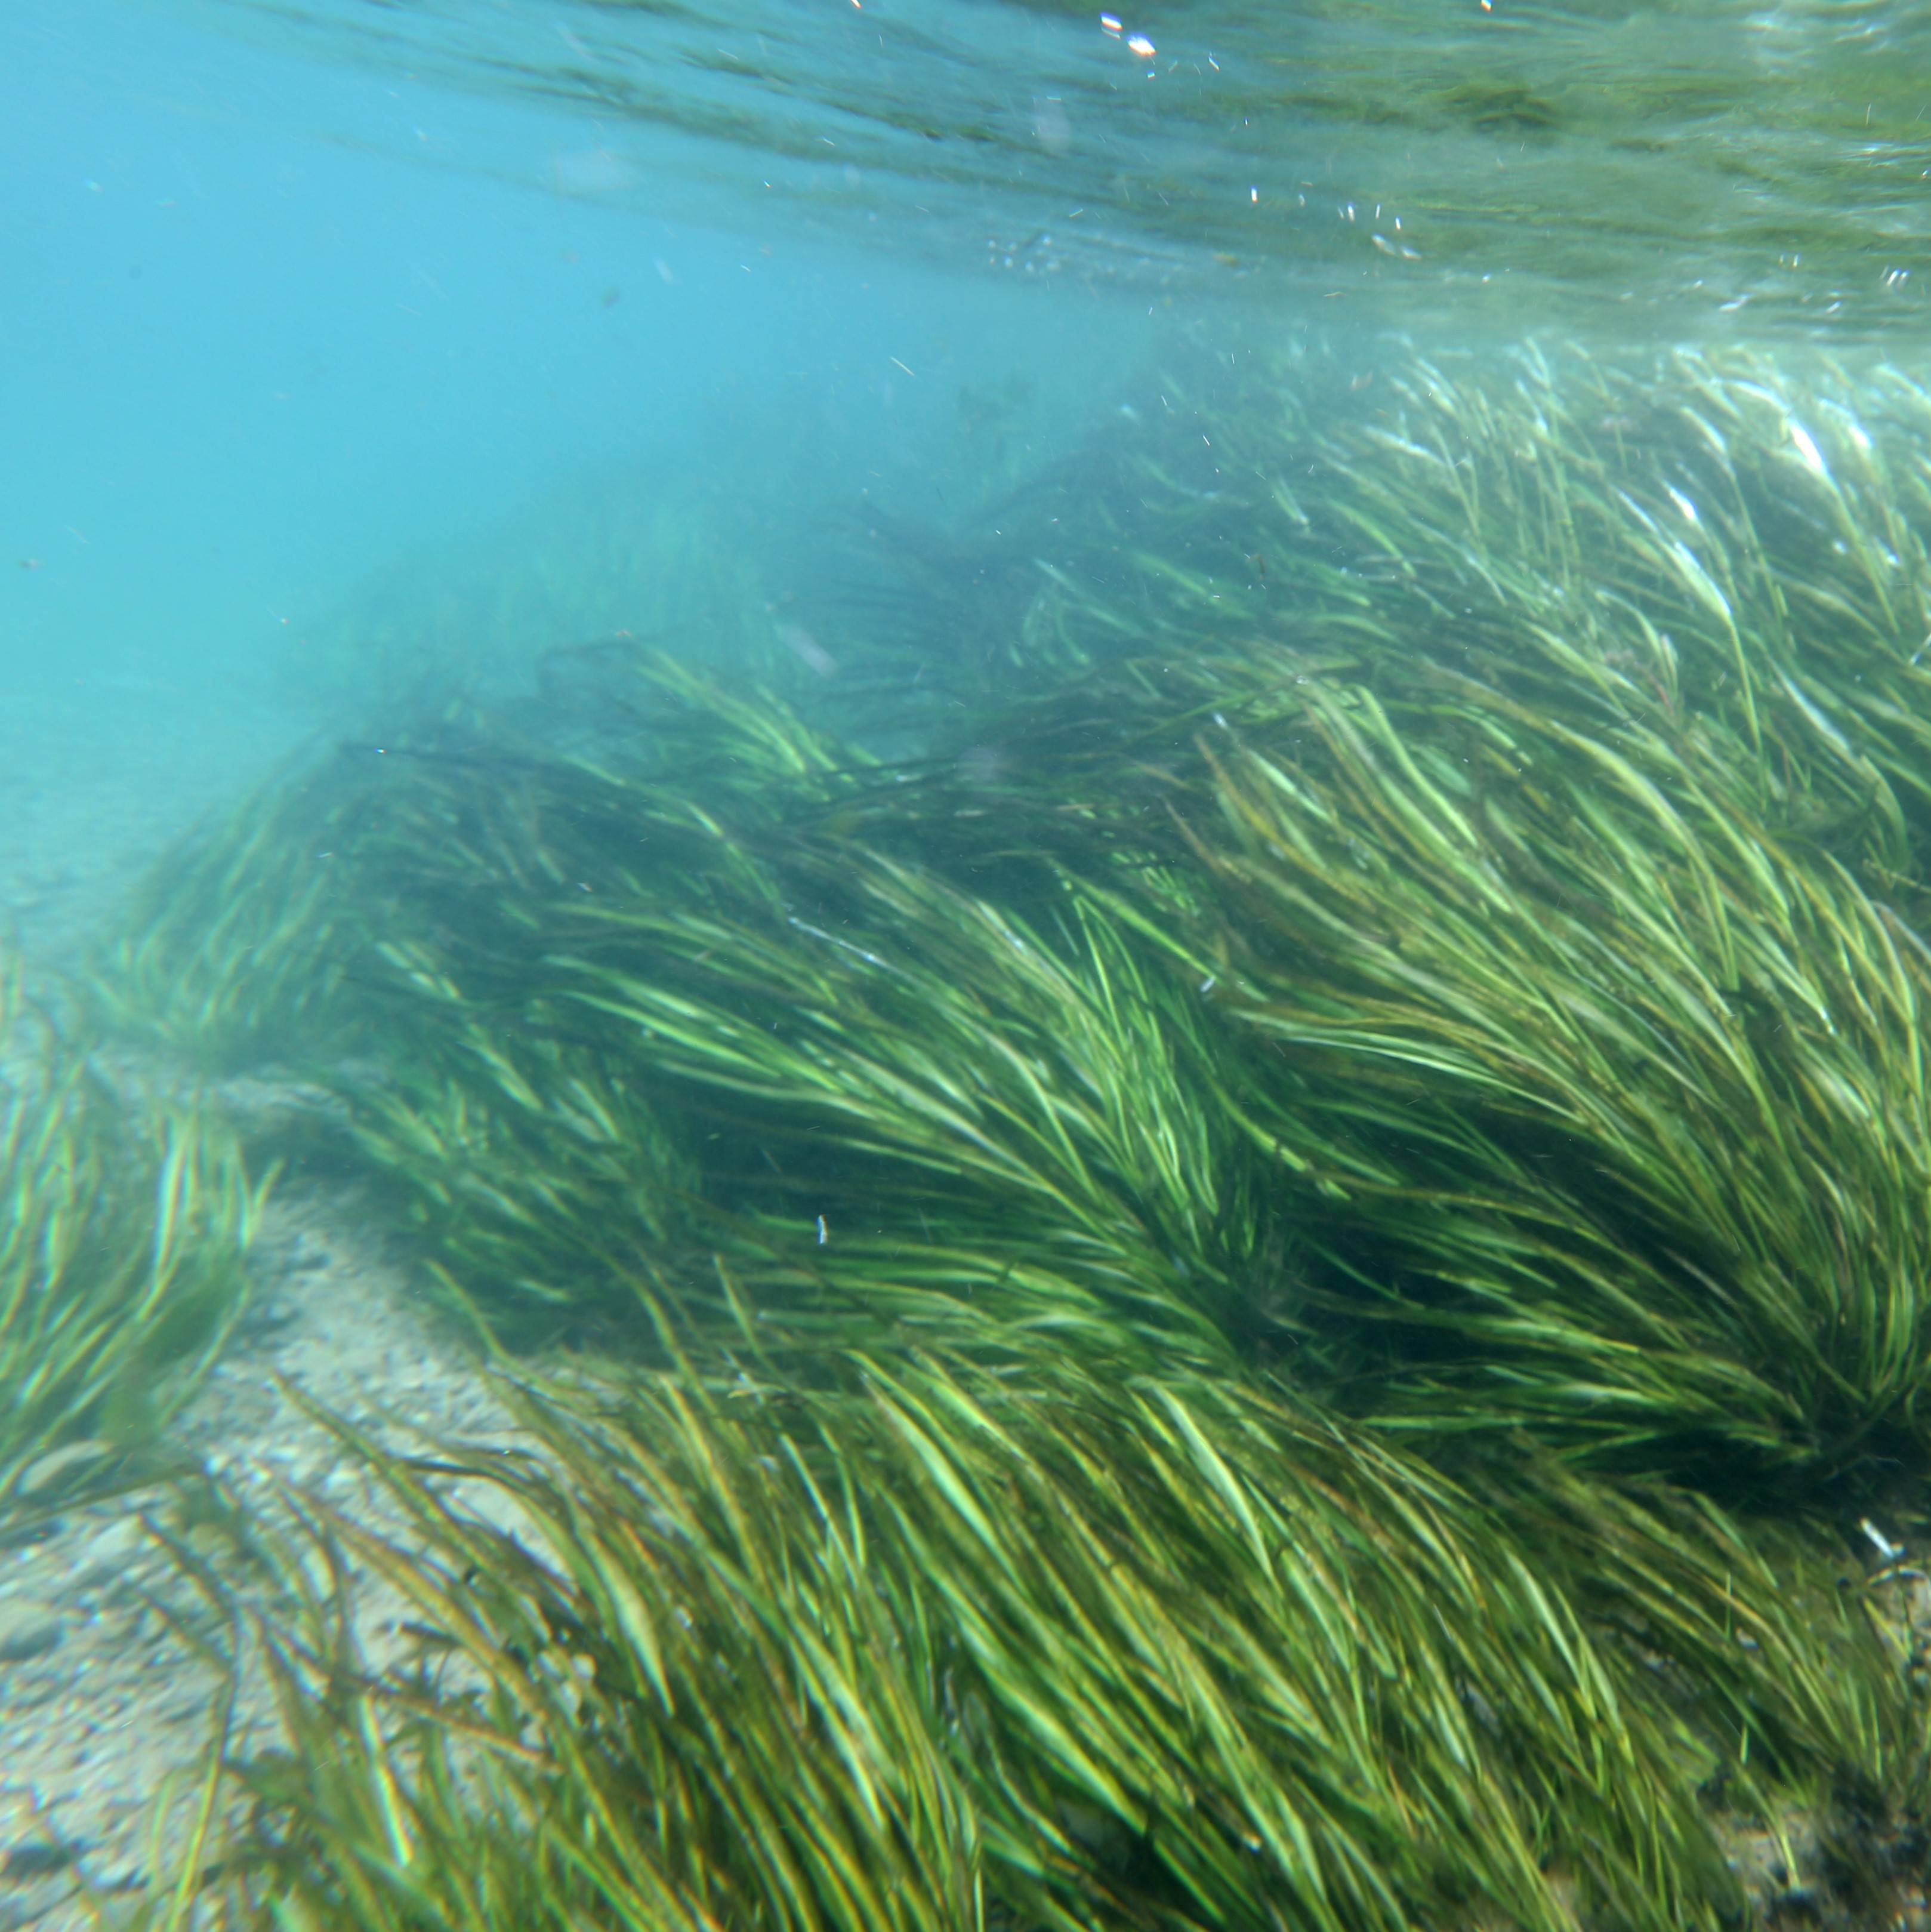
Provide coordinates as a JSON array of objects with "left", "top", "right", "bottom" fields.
[
  {"left": 180, "top": 1346, "right": 1925, "bottom": 1932},
  {"left": 0, "top": 962, "right": 260, "bottom": 1506},
  {"left": 50, "top": 336, "right": 1931, "bottom": 1925}
]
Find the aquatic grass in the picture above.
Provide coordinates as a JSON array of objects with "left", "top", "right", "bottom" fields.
[
  {"left": 84, "top": 619, "right": 1931, "bottom": 1483},
  {"left": 78, "top": 345, "right": 1931, "bottom": 1495},
  {"left": 699, "top": 625, "right": 1931, "bottom": 1479},
  {"left": 165, "top": 1338, "right": 1927, "bottom": 1932},
  {"left": 1181, "top": 667, "right": 1931, "bottom": 1480},
  {"left": 348, "top": 834, "right": 1279, "bottom": 1370},
  {"left": 961, "top": 343, "right": 1930, "bottom": 836},
  {"left": 819, "top": 337, "right": 1931, "bottom": 1480},
  {"left": 1088, "top": 343, "right": 1931, "bottom": 872},
  {"left": 64, "top": 336, "right": 1931, "bottom": 1930},
  {"left": 82, "top": 656, "right": 1275, "bottom": 1369},
  {"left": 0, "top": 957, "right": 263, "bottom": 1505},
  {"left": 77, "top": 651, "right": 855, "bottom": 1077},
  {"left": 205, "top": 1373, "right": 987, "bottom": 1932},
  {"left": 81, "top": 766, "right": 375, "bottom": 1077},
  {"left": 1495, "top": 1456, "right": 1931, "bottom": 1825}
]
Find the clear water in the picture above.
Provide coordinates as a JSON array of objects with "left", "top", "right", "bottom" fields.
[
  {"left": 4, "top": 2, "right": 1924, "bottom": 927},
  {"left": 0, "top": 0, "right": 1162, "bottom": 960},
  {"left": 4, "top": 0, "right": 1930, "bottom": 1918}
]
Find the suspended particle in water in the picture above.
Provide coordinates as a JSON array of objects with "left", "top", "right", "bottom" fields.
[
  {"left": 777, "top": 623, "right": 839, "bottom": 677},
  {"left": 1032, "top": 97, "right": 1072, "bottom": 155},
  {"left": 551, "top": 146, "right": 638, "bottom": 197}
]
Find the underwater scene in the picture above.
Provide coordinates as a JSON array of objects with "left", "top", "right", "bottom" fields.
[{"left": 4, "top": 1, "right": 1931, "bottom": 1927}]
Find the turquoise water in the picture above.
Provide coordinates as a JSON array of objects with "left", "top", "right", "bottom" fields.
[
  {"left": 5, "top": 6, "right": 1931, "bottom": 1925},
  {"left": 10, "top": 1, "right": 1924, "bottom": 768},
  {"left": 0, "top": 0, "right": 1156, "bottom": 956},
  {"left": 4, "top": 1, "right": 1924, "bottom": 900}
]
